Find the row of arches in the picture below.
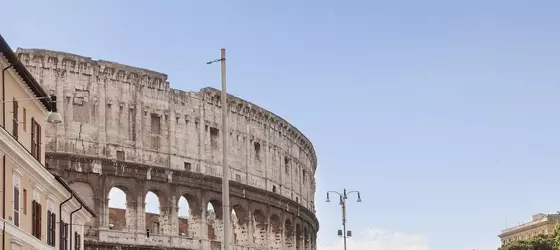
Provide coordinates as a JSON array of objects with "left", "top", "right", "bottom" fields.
[{"left": 106, "top": 187, "right": 315, "bottom": 249}]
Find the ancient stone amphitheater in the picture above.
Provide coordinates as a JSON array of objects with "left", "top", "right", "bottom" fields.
[{"left": 16, "top": 48, "right": 318, "bottom": 250}]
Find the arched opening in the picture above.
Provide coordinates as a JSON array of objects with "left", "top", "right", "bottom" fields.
[
  {"left": 296, "top": 224, "right": 302, "bottom": 250},
  {"left": 231, "top": 205, "right": 248, "bottom": 245},
  {"left": 108, "top": 187, "right": 127, "bottom": 230},
  {"left": 177, "top": 193, "right": 199, "bottom": 237},
  {"left": 270, "top": 214, "right": 282, "bottom": 250},
  {"left": 206, "top": 199, "right": 222, "bottom": 241},
  {"left": 145, "top": 191, "right": 162, "bottom": 235},
  {"left": 253, "top": 210, "right": 266, "bottom": 246},
  {"left": 304, "top": 227, "right": 309, "bottom": 250},
  {"left": 285, "top": 219, "right": 294, "bottom": 249}
]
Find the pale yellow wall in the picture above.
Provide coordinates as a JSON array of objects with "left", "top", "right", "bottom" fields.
[
  {"left": 2, "top": 67, "right": 48, "bottom": 165},
  {"left": 0, "top": 60, "right": 88, "bottom": 250}
]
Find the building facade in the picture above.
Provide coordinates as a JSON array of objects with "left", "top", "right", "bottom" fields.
[
  {"left": 15, "top": 48, "right": 319, "bottom": 250},
  {"left": 0, "top": 34, "right": 95, "bottom": 250},
  {"left": 498, "top": 213, "right": 560, "bottom": 245}
]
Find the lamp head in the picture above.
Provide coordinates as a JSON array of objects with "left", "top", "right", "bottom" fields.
[
  {"left": 47, "top": 111, "right": 62, "bottom": 124},
  {"left": 326, "top": 193, "right": 330, "bottom": 202},
  {"left": 47, "top": 95, "right": 62, "bottom": 124},
  {"left": 357, "top": 193, "right": 362, "bottom": 203}
]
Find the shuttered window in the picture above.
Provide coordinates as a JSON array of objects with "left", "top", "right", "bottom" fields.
[
  {"left": 12, "top": 99, "right": 18, "bottom": 139},
  {"left": 47, "top": 210, "right": 56, "bottom": 246},
  {"left": 31, "top": 118, "right": 41, "bottom": 162},
  {"left": 13, "top": 186, "right": 19, "bottom": 227},
  {"left": 31, "top": 200, "right": 42, "bottom": 239}
]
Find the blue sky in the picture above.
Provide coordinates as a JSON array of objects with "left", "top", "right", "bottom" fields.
[{"left": 3, "top": 1, "right": 560, "bottom": 249}]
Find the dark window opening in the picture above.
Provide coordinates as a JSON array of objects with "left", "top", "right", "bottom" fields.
[
  {"left": 272, "top": 185, "right": 277, "bottom": 193},
  {"left": 210, "top": 127, "right": 219, "bottom": 149},
  {"left": 116, "top": 150, "right": 125, "bottom": 161},
  {"left": 184, "top": 162, "right": 191, "bottom": 171},
  {"left": 285, "top": 157, "right": 290, "bottom": 174},
  {"left": 254, "top": 142, "right": 261, "bottom": 161}
]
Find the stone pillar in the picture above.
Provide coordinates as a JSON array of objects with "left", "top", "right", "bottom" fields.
[
  {"left": 159, "top": 205, "right": 170, "bottom": 234},
  {"left": 247, "top": 210, "right": 254, "bottom": 246},
  {"left": 200, "top": 198, "right": 210, "bottom": 250},
  {"left": 125, "top": 201, "right": 138, "bottom": 232},
  {"left": 102, "top": 198, "right": 110, "bottom": 229},
  {"left": 136, "top": 194, "right": 146, "bottom": 233}
]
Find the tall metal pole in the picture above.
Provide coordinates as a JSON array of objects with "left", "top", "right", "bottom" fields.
[
  {"left": 220, "top": 48, "right": 231, "bottom": 250},
  {"left": 342, "top": 189, "right": 347, "bottom": 250},
  {"left": 326, "top": 189, "right": 361, "bottom": 250}
]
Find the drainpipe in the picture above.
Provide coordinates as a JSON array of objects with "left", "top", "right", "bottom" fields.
[
  {"left": 60, "top": 192, "right": 73, "bottom": 249},
  {"left": 2, "top": 155, "right": 5, "bottom": 250},
  {"left": 2, "top": 64, "right": 14, "bottom": 128},
  {"left": 69, "top": 204, "right": 82, "bottom": 250}
]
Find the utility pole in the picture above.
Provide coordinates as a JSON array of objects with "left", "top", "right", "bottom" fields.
[
  {"left": 220, "top": 48, "right": 231, "bottom": 250},
  {"left": 326, "top": 189, "right": 362, "bottom": 250},
  {"left": 209, "top": 48, "right": 231, "bottom": 250}
]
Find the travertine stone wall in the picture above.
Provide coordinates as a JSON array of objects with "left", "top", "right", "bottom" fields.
[
  {"left": 16, "top": 48, "right": 318, "bottom": 250},
  {"left": 16, "top": 48, "right": 316, "bottom": 211}
]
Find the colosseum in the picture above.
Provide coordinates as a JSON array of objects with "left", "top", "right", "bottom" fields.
[{"left": 15, "top": 48, "right": 318, "bottom": 250}]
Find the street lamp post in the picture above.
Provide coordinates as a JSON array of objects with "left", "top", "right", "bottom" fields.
[
  {"left": 207, "top": 48, "right": 230, "bottom": 250},
  {"left": 326, "top": 189, "right": 362, "bottom": 250}
]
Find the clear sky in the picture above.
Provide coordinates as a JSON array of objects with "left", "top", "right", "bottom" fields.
[{"left": 3, "top": 1, "right": 560, "bottom": 249}]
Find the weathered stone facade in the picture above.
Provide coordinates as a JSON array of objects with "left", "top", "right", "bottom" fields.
[{"left": 16, "top": 48, "right": 318, "bottom": 250}]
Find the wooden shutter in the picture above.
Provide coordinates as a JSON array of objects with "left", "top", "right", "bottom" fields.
[
  {"left": 12, "top": 100, "right": 18, "bottom": 139},
  {"left": 37, "top": 123, "right": 41, "bottom": 162},
  {"left": 52, "top": 213, "right": 56, "bottom": 246},
  {"left": 32, "top": 201, "right": 36, "bottom": 234},
  {"left": 38, "top": 203, "right": 42, "bottom": 238},
  {"left": 13, "top": 187, "right": 19, "bottom": 226},
  {"left": 47, "top": 211, "right": 52, "bottom": 245},
  {"left": 31, "top": 118, "right": 36, "bottom": 157}
]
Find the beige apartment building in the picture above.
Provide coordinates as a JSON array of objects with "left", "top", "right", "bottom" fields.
[
  {"left": 0, "top": 34, "right": 95, "bottom": 250},
  {"left": 498, "top": 213, "right": 560, "bottom": 246}
]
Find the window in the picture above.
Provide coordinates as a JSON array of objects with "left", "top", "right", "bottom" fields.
[
  {"left": 285, "top": 157, "right": 290, "bottom": 174},
  {"left": 60, "top": 221, "right": 68, "bottom": 250},
  {"left": 116, "top": 150, "right": 125, "bottom": 161},
  {"left": 31, "top": 200, "right": 42, "bottom": 239},
  {"left": 303, "top": 169, "right": 307, "bottom": 184},
  {"left": 74, "top": 232, "right": 81, "bottom": 250},
  {"left": 23, "top": 189, "right": 27, "bottom": 215},
  {"left": 13, "top": 186, "right": 19, "bottom": 226},
  {"left": 210, "top": 127, "right": 219, "bottom": 149},
  {"left": 12, "top": 99, "right": 18, "bottom": 139},
  {"left": 31, "top": 118, "right": 41, "bottom": 161},
  {"left": 47, "top": 210, "right": 56, "bottom": 246},
  {"left": 184, "top": 162, "right": 191, "bottom": 171},
  {"left": 22, "top": 108, "right": 26, "bottom": 132}
]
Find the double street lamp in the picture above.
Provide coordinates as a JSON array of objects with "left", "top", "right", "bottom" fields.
[{"left": 326, "top": 189, "right": 362, "bottom": 250}]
